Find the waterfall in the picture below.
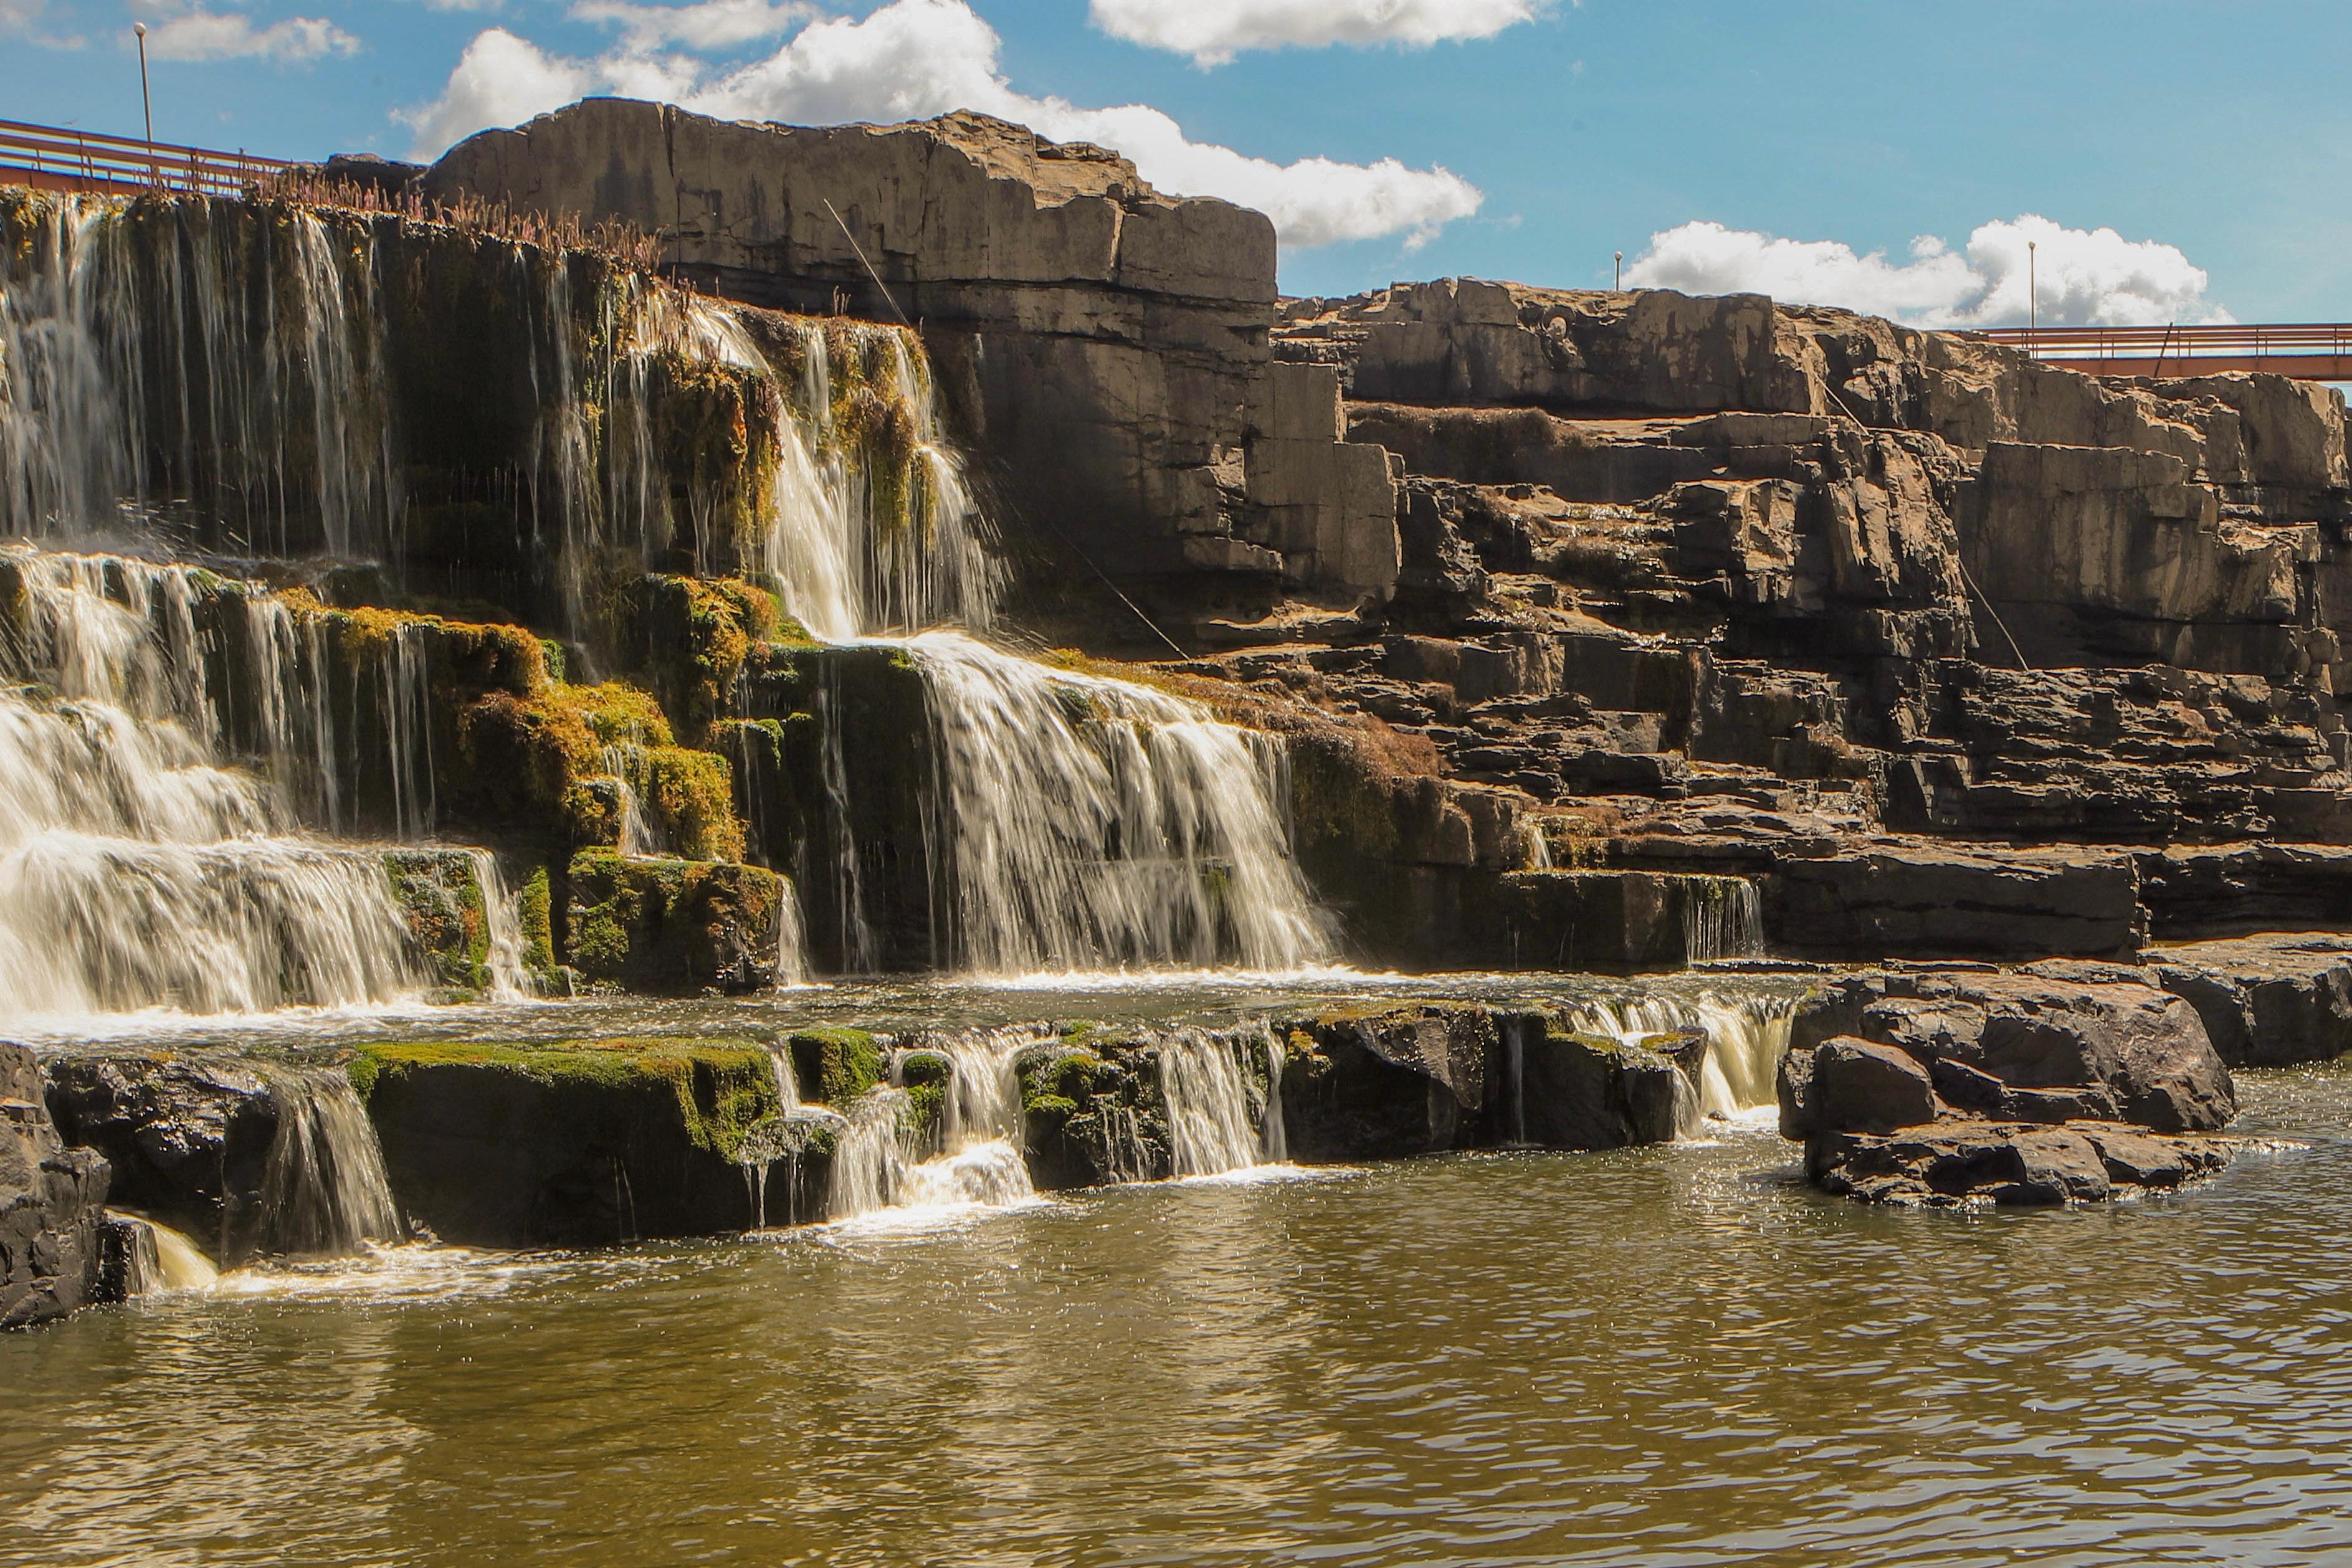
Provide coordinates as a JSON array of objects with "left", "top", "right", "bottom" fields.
[
  {"left": 1158, "top": 1026, "right": 1283, "bottom": 1177},
  {"left": 256, "top": 1065, "right": 402, "bottom": 1257},
  {"left": 890, "top": 634, "right": 1333, "bottom": 974},
  {"left": 1682, "top": 878, "right": 1764, "bottom": 963},
  {"left": 1563, "top": 992, "right": 1794, "bottom": 1123},
  {"left": 464, "top": 848, "right": 536, "bottom": 1000},
  {"left": 824, "top": 1028, "right": 1041, "bottom": 1223},
  {"left": 0, "top": 192, "right": 401, "bottom": 557},
  {"left": 0, "top": 548, "right": 421, "bottom": 1022},
  {"left": 760, "top": 321, "right": 1002, "bottom": 639}
]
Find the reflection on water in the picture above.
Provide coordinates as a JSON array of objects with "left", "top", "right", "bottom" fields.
[{"left": 8, "top": 1068, "right": 2352, "bottom": 1566}]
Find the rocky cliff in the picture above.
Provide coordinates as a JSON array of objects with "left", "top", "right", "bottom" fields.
[
  {"left": 427, "top": 99, "right": 1401, "bottom": 612},
  {"left": 414, "top": 106, "right": 2352, "bottom": 970}
]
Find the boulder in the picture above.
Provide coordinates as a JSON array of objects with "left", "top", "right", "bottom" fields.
[
  {"left": 1785, "top": 967, "right": 2240, "bottom": 1204},
  {"left": 1813, "top": 1119, "right": 2236, "bottom": 1207},
  {"left": 2, "top": 1045, "right": 113, "bottom": 1328},
  {"left": 1806, "top": 1037, "right": 1938, "bottom": 1134},
  {"left": 2146, "top": 934, "right": 2352, "bottom": 1066}
]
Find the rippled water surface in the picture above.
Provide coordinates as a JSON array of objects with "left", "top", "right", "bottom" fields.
[{"left": 9, "top": 1067, "right": 2352, "bottom": 1566}]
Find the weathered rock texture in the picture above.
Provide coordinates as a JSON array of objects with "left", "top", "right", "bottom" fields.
[
  {"left": 427, "top": 100, "right": 1402, "bottom": 607},
  {"left": 1779, "top": 968, "right": 2243, "bottom": 1203},
  {"left": 1, "top": 1043, "right": 112, "bottom": 1328}
]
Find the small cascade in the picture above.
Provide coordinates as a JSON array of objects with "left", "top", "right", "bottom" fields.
[
  {"left": 888, "top": 634, "right": 1333, "bottom": 974},
  {"left": 1158, "top": 1026, "right": 1283, "bottom": 1177},
  {"left": 0, "top": 192, "right": 401, "bottom": 557},
  {"left": 824, "top": 1027, "right": 1042, "bottom": 1222},
  {"left": 761, "top": 320, "right": 1002, "bottom": 639},
  {"left": 113, "top": 1213, "right": 221, "bottom": 1293},
  {"left": 380, "top": 621, "right": 437, "bottom": 841},
  {"left": 256, "top": 1066, "right": 402, "bottom": 1257},
  {"left": 464, "top": 848, "right": 536, "bottom": 1001},
  {"left": 598, "top": 741, "right": 666, "bottom": 857},
  {"left": 1682, "top": 878, "right": 1764, "bottom": 963},
  {"left": 1564, "top": 992, "right": 1796, "bottom": 1123}
]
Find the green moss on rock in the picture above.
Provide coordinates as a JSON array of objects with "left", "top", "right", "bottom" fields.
[
  {"left": 351, "top": 1035, "right": 779, "bottom": 1161},
  {"left": 788, "top": 1028, "right": 884, "bottom": 1106}
]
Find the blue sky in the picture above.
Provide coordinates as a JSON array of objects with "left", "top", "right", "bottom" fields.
[{"left": 6, "top": 1, "right": 2348, "bottom": 323}]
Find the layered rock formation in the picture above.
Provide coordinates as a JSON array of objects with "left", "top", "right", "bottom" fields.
[
  {"left": 1, "top": 1043, "right": 112, "bottom": 1327},
  {"left": 426, "top": 100, "right": 1401, "bottom": 607},
  {"left": 1779, "top": 968, "right": 2244, "bottom": 1204}
]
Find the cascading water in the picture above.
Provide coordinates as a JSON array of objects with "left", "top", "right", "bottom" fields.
[
  {"left": 256, "top": 1065, "right": 403, "bottom": 1257},
  {"left": 0, "top": 192, "right": 401, "bottom": 558},
  {"left": 1157, "top": 1025, "right": 1287, "bottom": 1177},
  {"left": 1681, "top": 878, "right": 1764, "bottom": 964},
  {"left": 1565, "top": 993, "right": 1795, "bottom": 1123},
  {"left": 886, "top": 634, "right": 1335, "bottom": 974},
  {"left": 0, "top": 549, "right": 420, "bottom": 1021},
  {"left": 824, "top": 1028, "right": 1043, "bottom": 1222}
]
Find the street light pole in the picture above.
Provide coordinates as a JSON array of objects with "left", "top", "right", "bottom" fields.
[
  {"left": 1614, "top": 250, "right": 1623, "bottom": 290},
  {"left": 2027, "top": 239, "right": 2037, "bottom": 352},
  {"left": 134, "top": 22, "right": 156, "bottom": 188}
]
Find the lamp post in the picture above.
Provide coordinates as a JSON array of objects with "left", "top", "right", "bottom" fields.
[
  {"left": 2027, "top": 239, "right": 2037, "bottom": 352},
  {"left": 134, "top": 22, "right": 156, "bottom": 187},
  {"left": 1614, "top": 250, "right": 1623, "bottom": 290}
]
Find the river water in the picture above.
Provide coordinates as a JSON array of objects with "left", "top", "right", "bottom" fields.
[{"left": 6, "top": 1060, "right": 2350, "bottom": 1566}]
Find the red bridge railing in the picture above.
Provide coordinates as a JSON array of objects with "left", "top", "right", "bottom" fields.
[
  {"left": 1972, "top": 323, "right": 2352, "bottom": 381},
  {"left": 0, "top": 117, "right": 291, "bottom": 197}
]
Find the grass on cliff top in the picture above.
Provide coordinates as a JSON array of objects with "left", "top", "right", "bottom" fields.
[{"left": 348, "top": 1036, "right": 779, "bottom": 1159}]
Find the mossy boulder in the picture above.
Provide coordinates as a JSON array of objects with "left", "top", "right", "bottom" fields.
[
  {"left": 352, "top": 1036, "right": 784, "bottom": 1245},
  {"left": 564, "top": 850, "right": 785, "bottom": 994},
  {"left": 383, "top": 848, "right": 490, "bottom": 991},
  {"left": 786, "top": 1028, "right": 885, "bottom": 1106}
]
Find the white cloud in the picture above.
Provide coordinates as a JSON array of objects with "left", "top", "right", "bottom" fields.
[
  {"left": 1624, "top": 215, "right": 2230, "bottom": 328},
  {"left": 1090, "top": 0, "right": 1547, "bottom": 67},
  {"left": 571, "top": 0, "right": 811, "bottom": 52},
  {"left": 398, "top": 0, "right": 1480, "bottom": 250},
  {"left": 1, "top": 0, "right": 83, "bottom": 46},
  {"left": 394, "top": 28, "right": 596, "bottom": 156},
  {"left": 135, "top": 3, "right": 360, "bottom": 62}
]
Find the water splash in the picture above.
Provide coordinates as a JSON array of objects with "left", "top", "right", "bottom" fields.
[{"left": 824, "top": 1027, "right": 1043, "bottom": 1225}]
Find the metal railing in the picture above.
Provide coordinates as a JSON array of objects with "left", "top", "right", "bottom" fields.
[
  {"left": 0, "top": 117, "right": 292, "bottom": 197},
  {"left": 1975, "top": 323, "right": 2352, "bottom": 362}
]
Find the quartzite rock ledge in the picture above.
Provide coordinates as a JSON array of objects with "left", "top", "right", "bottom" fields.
[
  {"left": 393, "top": 103, "right": 2352, "bottom": 972},
  {"left": 1779, "top": 968, "right": 2249, "bottom": 1205}
]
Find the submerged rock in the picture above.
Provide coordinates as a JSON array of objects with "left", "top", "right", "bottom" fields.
[{"left": 1783, "top": 969, "right": 2242, "bottom": 1204}]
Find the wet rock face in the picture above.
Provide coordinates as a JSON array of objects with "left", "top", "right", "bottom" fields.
[
  {"left": 2, "top": 1045, "right": 112, "bottom": 1328},
  {"left": 42, "top": 1054, "right": 280, "bottom": 1257},
  {"left": 1781, "top": 969, "right": 2240, "bottom": 1204}
]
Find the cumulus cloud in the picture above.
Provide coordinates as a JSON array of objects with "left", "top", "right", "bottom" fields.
[
  {"left": 2, "top": 0, "right": 83, "bottom": 47},
  {"left": 396, "top": 28, "right": 596, "bottom": 155},
  {"left": 397, "top": 0, "right": 1480, "bottom": 249},
  {"left": 135, "top": 2, "right": 360, "bottom": 62},
  {"left": 1089, "top": 0, "right": 1548, "bottom": 67},
  {"left": 1624, "top": 215, "right": 2230, "bottom": 328},
  {"left": 571, "top": 0, "right": 811, "bottom": 52}
]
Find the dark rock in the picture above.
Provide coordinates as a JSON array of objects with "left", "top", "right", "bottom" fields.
[
  {"left": 42, "top": 1053, "right": 278, "bottom": 1262},
  {"left": 355, "top": 1039, "right": 783, "bottom": 1247},
  {"left": 2148, "top": 934, "right": 2352, "bottom": 1066},
  {"left": 1808, "top": 1037, "right": 1938, "bottom": 1134},
  {"left": 2, "top": 1043, "right": 112, "bottom": 1328},
  {"left": 1814, "top": 1118, "right": 2235, "bottom": 1206}
]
